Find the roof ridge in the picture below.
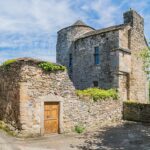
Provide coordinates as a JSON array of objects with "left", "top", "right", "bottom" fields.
[{"left": 75, "top": 23, "right": 130, "bottom": 41}]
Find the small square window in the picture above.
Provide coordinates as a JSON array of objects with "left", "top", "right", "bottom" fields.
[{"left": 93, "top": 81, "right": 98, "bottom": 87}]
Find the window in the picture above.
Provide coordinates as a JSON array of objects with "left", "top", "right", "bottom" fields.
[
  {"left": 94, "top": 47, "right": 100, "bottom": 65},
  {"left": 69, "top": 53, "right": 72, "bottom": 68},
  {"left": 93, "top": 81, "right": 98, "bottom": 87}
]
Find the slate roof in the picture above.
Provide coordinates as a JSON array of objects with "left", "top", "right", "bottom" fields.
[
  {"left": 76, "top": 23, "right": 130, "bottom": 41},
  {"left": 72, "top": 20, "right": 88, "bottom": 26}
]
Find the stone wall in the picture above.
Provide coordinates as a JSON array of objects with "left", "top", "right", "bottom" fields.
[
  {"left": 56, "top": 10, "right": 149, "bottom": 103},
  {"left": 0, "top": 59, "right": 122, "bottom": 136},
  {"left": 63, "top": 98, "right": 122, "bottom": 132},
  {"left": 56, "top": 25, "right": 94, "bottom": 68},
  {"left": 0, "top": 64, "right": 21, "bottom": 129},
  {"left": 123, "top": 102, "right": 150, "bottom": 123},
  {"left": 18, "top": 61, "right": 122, "bottom": 135},
  {"left": 72, "top": 30, "right": 119, "bottom": 89}
]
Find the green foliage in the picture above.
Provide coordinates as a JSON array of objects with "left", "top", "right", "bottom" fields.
[
  {"left": 75, "top": 124, "right": 85, "bottom": 134},
  {"left": 140, "top": 48, "right": 150, "bottom": 78},
  {"left": 76, "top": 88, "right": 118, "bottom": 101},
  {"left": 1, "top": 59, "right": 17, "bottom": 68},
  {"left": 0, "top": 121, "right": 16, "bottom": 136},
  {"left": 38, "top": 62, "right": 66, "bottom": 72}
]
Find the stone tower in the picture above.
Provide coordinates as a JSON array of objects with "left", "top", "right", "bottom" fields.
[{"left": 56, "top": 20, "right": 94, "bottom": 69}]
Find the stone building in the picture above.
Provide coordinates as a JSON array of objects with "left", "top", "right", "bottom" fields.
[
  {"left": 57, "top": 9, "right": 149, "bottom": 103},
  {"left": 0, "top": 58, "right": 121, "bottom": 136}
]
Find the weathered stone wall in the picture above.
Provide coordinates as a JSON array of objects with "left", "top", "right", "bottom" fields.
[
  {"left": 0, "top": 60, "right": 120, "bottom": 136},
  {"left": 0, "top": 64, "right": 21, "bottom": 129},
  {"left": 110, "top": 49, "right": 131, "bottom": 101},
  {"left": 18, "top": 62, "right": 122, "bottom": 136},
  {"left": 56, "top": 10, "right": 149, "bottom": 103},
  {"left": 56, "top": 25, "right": 94, "bottom": 68},
  {"left": 72, "top": 31, "right": 119, "bottom": 89},
  {"left": 63, "top": 99, "right": 122, "bottom": 132},
  {"left": 119, "top": 26, "right": 131, "bottom": 49},
  {"left": 123, "top": 102, "right": 150, "bottom": 123},
  {"left": 123, "top": 10, "right": 149, "bottom": 103}
]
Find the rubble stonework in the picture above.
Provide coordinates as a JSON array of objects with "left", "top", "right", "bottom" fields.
[
  {"left": 0, "top": 58, "right": 121, "bottom": 136},
  {"left": 56, "top": 10, "right": 149, "bottom": 103}
]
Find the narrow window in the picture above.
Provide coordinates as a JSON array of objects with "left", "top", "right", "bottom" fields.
[
  {"left": 69, "top": 53, "right": 72, "bottom": 69},
  {"left": 94, "top": 47, "right": 100, "bottom": 65},
  {"left": 93, "top": 81, "right": 98, "bottom": 87}
]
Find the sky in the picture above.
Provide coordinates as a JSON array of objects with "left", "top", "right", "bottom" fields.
[{"left": 0, "top": 0, "right": 150, "bottom": 64}]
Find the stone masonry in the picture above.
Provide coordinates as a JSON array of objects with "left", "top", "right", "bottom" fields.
[
  {"left": 0, "top": 58, "right": 121, "bottom": 136},
  {"left": 56, "top": 10, "right": 149, "bottom": 103},
  {"left": 123, "top": 102, "right": 150, "bottom": 123}
]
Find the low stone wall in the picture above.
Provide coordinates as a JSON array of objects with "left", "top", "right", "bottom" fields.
[
  {"left": 63, "top": 99, "right": 122, "bottom": 132},
  {"left": 123, "top": 102, "right": 150, "bottom": 123}
]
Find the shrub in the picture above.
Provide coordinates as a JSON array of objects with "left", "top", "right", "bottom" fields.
[
  {"left": 76, "top": 88, "right": 118, "bottom": 101},
  {"left": 75, "top": 124, "right": 85, "bottom": 134},
  {"left": 38, "top": 62, "right": 66, "bottom": 72}
]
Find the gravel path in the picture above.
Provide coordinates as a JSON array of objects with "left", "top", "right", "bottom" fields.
[{"left": 0, "top": 121, "right": 150, "bottom": 150}]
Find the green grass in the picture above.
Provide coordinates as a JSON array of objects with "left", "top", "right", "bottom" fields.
[
  {"left": 0, "top": 121, "right": 16, "bottom": 136},
  {"left": 76, "top": 88, "right": 118, "bottom": 101},
  {"left": 38, "top": 62, "right": 66, "bottom": 72},
  {"left": 1, "top": 59, "right": 17, "bottom": 68},
  {"left": 75, "top": 124, "right": 85, "bottom": 134},
  {"left": 2, "top": 59, "right": 17, "bottom": 66}
]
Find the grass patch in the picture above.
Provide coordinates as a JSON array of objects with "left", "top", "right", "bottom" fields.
[
  {"left": 38, "top": 62, "right": 66, "bottom": 72},
  {"left": 76, "top": 88, "right": 118, "bottom": 101},
  {"left": 0, "top": 121, "right": 16, "bottom": 136},
  {"left": 75, "top": 124, "right": 85, "bottom": 134},
  {"left": 1, "top": 59, "right": 17, "bottom": 69}
]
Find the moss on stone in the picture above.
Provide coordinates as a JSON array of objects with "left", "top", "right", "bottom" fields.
[
  {"left": 124, "top": 101, "right": 147, "bottom": 105},
  {"left": 0, "top": 59, "right": 17, "bottom": 70},
  {"left": 1, "top": 59, "right": 17, "bottom": 67}
]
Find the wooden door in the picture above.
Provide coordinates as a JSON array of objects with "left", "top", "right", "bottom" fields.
[{"left": 44, "top": 102, "right": 59, "bottom": 134}]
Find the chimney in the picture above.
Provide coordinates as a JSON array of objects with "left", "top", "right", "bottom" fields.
[{"left": 123, "top": 9, "right": 144, "bottom": 33}]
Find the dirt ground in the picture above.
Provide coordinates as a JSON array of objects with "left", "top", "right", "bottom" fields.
[{"left": 0, "top": 121, "right": 150, "bottom": 150}]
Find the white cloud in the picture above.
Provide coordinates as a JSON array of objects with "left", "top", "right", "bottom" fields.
[
  {"left": 0, "top": 0, "right": 80, "bottom": 33},
  {"left": 0, "top": 0, "right": 150, "bottom": 64}
]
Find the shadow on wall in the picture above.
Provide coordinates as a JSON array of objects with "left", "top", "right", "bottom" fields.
[{"left": 73, "top": 122, "right": 150, "bottom": 150}]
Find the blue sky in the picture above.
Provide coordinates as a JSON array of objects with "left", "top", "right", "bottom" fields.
[{"left": 0, "top": 0, "right": 150, "bottom": 63}]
